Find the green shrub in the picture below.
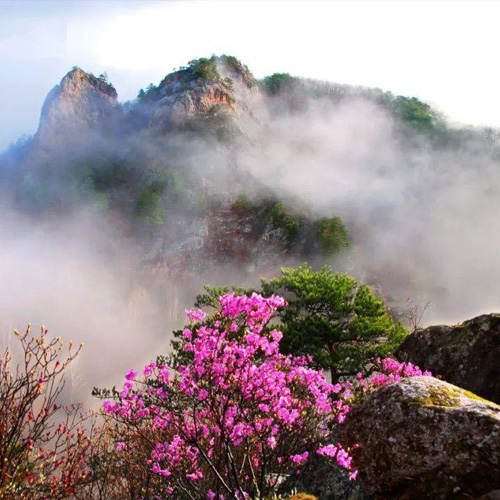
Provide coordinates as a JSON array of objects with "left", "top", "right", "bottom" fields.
[
  {"left": 262, "top": 73, "right": 298, "bottom": 94},
  {"left": 137, "top": 83, "right": 160, "bottom": 103},
  {"left": 315, "top": 216, "right": 350, "bottom": 255},
  {"left": 217, "top": 54, "right": 244, "bottom": 72},
  {"left": 136, "top": 180, "right": 166, "bottom": 227},
  {"left": 269, "top": 202, "right": 301, "bottom": 245},
  {"left": 231, "top": 193, "right": 257, "bottom": 213},
  {"left": 189, "top": 58, "right": 221, "bottom": 82},
  {"left": 382, "top": 93, "right": 434, "bottom": 132}
]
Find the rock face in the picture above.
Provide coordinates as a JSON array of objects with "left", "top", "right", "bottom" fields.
[
  {"left": 142, "top": 203, "right": 314, "bottom": 278},
  {"left": 397, "top": 313, "right": 500, "bottom": 404},
  {"left": 145, "top": 56, "right": 261, "bottom": 135},
  {"left": 341, "top": 376, "right": 500, "bottom": 499},
  {"left": 151, "top": 76, "right": 235, "bottom": 131},
  {"left": 36, "top": 68, "right": 118, "bottom": 152}
]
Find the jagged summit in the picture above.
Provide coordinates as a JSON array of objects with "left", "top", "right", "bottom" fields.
[
  {"left": 36, "top": 67, "right": 119, "bottom": 152},
  {"left": 151, "top": 55, "right": 258, "bottom": 100},
  {"left": 137, "top": 56, "right": 261, "bottom": 135},
  {"left": 63, "top": 67, "right": 117, "bottom": 98},
  {"left": 29, "top": 55, "right": 263, "bottom": 160}
]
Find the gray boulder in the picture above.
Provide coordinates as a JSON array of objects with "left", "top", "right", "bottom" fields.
[
  {"left": 341, "top": 376, "right": 500, "bottom": 499},
  {"left": 397, "top": 313, "right": 500, "bottom": 403}
]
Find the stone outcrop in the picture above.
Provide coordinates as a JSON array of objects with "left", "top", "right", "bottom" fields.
[
  {"left": 36, "top": 68, "right": 119, "bottom": 152},
  {"left": 397, "top": 313, "right": 500, "bottom": 404},
  {"left": 142, "top": 203, "right": 312, "bottom": 278},
  {"left": 33, "top": 57, "right": 260, "bottom": 153},
  {"left": 341, "top": 376, "right": 500, "bottom": 499},
  {"left": 150, "top": 78, "right": 236, "bottom": 131},
  {"left": 144, "top": 56, "right": 261, "bottom": 135}
]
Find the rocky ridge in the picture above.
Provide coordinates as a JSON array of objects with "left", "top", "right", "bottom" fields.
[{"left": 33, "top": 57, "right": 263, "bottom": 156}]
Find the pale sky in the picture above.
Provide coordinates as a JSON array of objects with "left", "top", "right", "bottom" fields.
[{"left": 1, "top": 0, "right": 499, "bottom": 150}]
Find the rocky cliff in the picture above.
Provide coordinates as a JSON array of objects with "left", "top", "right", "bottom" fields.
[
  {"left": 18, "top": 57, "right": 348, "bottom": 282},
  {"left": 142, "top": 201, "right": 327, "bottom": 279},
  {"left": 35, "top": 68, "right": 119, "bottom": 153},
  {"left": 32, "top": 57, "right": 262, "bottom": 154},
  {"left": 135, "top": 56, "right": 262, "bottom": 138}
]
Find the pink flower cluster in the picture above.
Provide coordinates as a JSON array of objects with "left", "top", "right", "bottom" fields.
[
  {"left": 103, "top": 292, "right": 430, "bottom": 499},
  {"left": 104, "top": 292, "right": 352, "bottom": 499},
  {"left": 355, "top": 357, "right": 432, "bottom": 393}
]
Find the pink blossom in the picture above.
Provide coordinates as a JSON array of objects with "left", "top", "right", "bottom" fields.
[
  {"left": 290, "top": 451, "right": 309, "bottom": 464},
  {"left": 185, "top": 308, "right": 207, "bottom": 322},
  {"left": 103, "top": 292, "right": 429, "bottom": 498}
]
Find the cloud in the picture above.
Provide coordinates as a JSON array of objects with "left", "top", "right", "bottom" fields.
[{"left": 237, "top": 90, "right": 500, "bottom": 324}]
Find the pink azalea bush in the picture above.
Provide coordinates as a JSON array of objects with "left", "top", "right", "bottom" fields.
[
  {"left": 103, "top": 292, "right": 430, "bottom": 500},
  {"left": 103, "top": 293, "right": 355, "bottom": 499}
]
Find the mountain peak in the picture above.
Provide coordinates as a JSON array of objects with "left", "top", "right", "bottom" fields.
[
  {"left": 154, "top": 56, "right": 257, "bottom": 94},
  {"left": 215, "top": 55, "right": 258, "bottom": 90},
  {"left": 36, "top": 67, "right": 119, "bottom": 153},
  {"left": 61, "top": 67, "right": 117, "bottom": 99},
  {"left": 139, "top": 55, "right": 260, "bottom": 135}
]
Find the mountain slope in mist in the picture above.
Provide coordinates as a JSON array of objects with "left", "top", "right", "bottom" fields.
[
  {"left": 1, "top": 56, "right": 354, "bottom": 278},
  {"left": 1, "top": 54, "right": 500, "bottom": 394}
]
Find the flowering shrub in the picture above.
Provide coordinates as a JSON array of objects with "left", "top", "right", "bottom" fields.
[
  {"left": 0, "top": 325, "right": 91, "bottom": 500},
  {"left": 0, "top": 302, "right": 432, "bottom": 499},
  {"left": 101, "top": 292, "right": 432, "bottom": 500},
  {"left": 102, "top": 292, "right": 356, "bottom": 499},
  {"left": 193, "top": 265, "right": 408, "bottom": 383}
]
